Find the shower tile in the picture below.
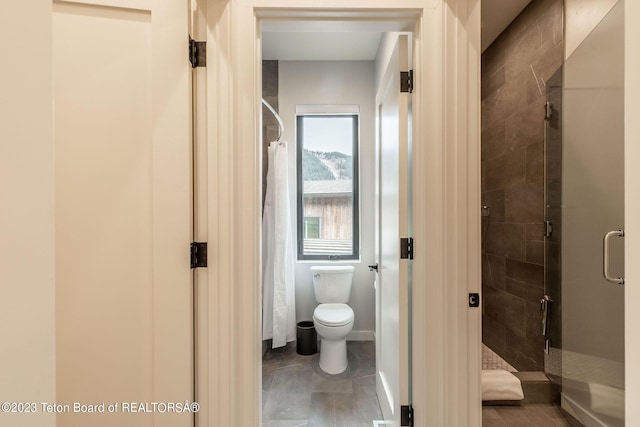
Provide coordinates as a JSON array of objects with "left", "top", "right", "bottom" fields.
[
  {"left": 482, "top": 37, "right": 508, "bottom": 78},
  {"left": 526, "top": 142, "right": 544, "bottom": 185},
  {"left": 482, "top": 254, "right": 493, "bottom": 287},
  {"left": 483, "top": 315, "right": 507, "bottom": 357},
  {"left": 481, "top": 189, "right": 505, "bottom": 222},
  {"left": 506, "top": 328, "right": 544, "bottom": 371},
  {"left": 482, "top": 286, "right": 502, "bottom": 319},
  {"left": 525, "top": 301, "right": 545, "bottom": 339},
  {"left": 506, "top": 278, "right": 543, "bottom": 304},
  {"left": 506, "top": 259, "right": 544, "bottom": 287},
  {"left": 482, "top": 66, "right": 505, "bottom": 100},
  {"left": 504, "top": 29, "right": 544, "bottom": 80},
  {"left": 483, "top": 79, "right": 528, "bottom": 126},
  {"left": 262, "top": 60, "right": 279, "bottom": 96},
  {"left": 482, "top": 343, "right": 517, "bottom": 371},
  {"left": 502, "top": 293, "right": 527, "bottom": 336},
  {"left": 526, "top": 240, "right": 544, "bottom": 265},
  {"left": 484, "top": 148, "right": 526, "bottom": 191},
  {"left": 546, "top": 242, "right": 560, "bottom": 270},
  {"left": 526, "top": 223, "right": 545, "bottom": 241},
  {"left": 505, "top": 182, "right": 544, "bottom": 223},
  {"left": 526, "top": 43, "right": 564, "bottom": 104},
  {"left": 481, "top": 121, "right": 506, "bottom": 161},
  {"left": 487, "top": 254, "right": 506, "bottom": 289},
  {"left": 505, "top": 101, "right": 544, "bottom": 151},
  {"left": 485, "top": 223, "right": 526, "bottom": 262},
  {"left": 484, "top": 287, "right": 526, "bottom": 337},
  {"left": 535, "top": 0, "right": 564, "bottom": 46}
]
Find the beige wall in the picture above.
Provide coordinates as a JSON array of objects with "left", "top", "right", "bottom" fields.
[
  {"left": 0, "top": 1, "right": 56, "bottom": 427},
  {"left": 564, "top": 0, "right": 618, "bottom": 59}
]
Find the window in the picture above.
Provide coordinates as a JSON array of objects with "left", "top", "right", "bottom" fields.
[{"left": 296, "top": 114, "right": 359, "bottom": 260}]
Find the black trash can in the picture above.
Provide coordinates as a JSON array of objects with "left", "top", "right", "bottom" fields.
[{"left": 296, "top": 321, "right": 317, "bottom": 355}]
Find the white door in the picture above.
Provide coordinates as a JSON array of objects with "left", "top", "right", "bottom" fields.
[
  {"left": 53, "top": 2, "right": 192, "bottom": 427},
  {"left": 375, "top": 34, "right": 411, "bottom": 426}
]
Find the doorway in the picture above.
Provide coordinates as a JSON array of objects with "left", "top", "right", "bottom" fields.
[
  {"left": 200, "top": 1, "right": 482, "bottom": 425},
  {"left": 258, "top": 18, "right": 413, "bottom": 425}
]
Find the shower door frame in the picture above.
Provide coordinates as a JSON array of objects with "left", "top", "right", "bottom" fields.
[
  {"left": 626, "top": 2, "right": 640, "bottom": 423},
  {"left": 197, "top": 0, "right": 482, "bottom": 425}
]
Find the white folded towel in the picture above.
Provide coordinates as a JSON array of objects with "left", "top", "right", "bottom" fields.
[
  {"left": 588, "top": 382, "right": 624, "bottom": 420},
  {"left": 482, "top": 369, "right": 524, "bottom": 401}
]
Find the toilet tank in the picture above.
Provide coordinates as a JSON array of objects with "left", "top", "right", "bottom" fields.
[{"left": 311, "top": 266, "right": 354, "bottom": 303}]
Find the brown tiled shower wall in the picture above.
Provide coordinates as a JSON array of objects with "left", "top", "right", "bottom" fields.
[
  {"left": 262, "top": 60, "right": 280, "bottom": 208},
  {"left": 481, "top": 0, "right": 563, "bottom": 372}
]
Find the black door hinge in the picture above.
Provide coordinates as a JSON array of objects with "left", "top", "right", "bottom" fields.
[
  {"left": 190, "top": 242, "right": 208, "bottom": 268},
  {"left": 400, "top": 70, "right": 413, "bottom": 93},
  {"left": 401, "top": 404, "right": 414, "bottom": 426},
  {"left": 400, "top": 237, "right": 414, "bottom": 260},
  {"left": 189, "top": 37, "right": 206, "bottom": 68}
]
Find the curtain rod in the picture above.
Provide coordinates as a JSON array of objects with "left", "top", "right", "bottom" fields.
[{"left": 261, "top": 98, "right": 284, "bottom": 142}]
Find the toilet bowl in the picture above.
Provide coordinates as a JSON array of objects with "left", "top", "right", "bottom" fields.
[
  {"left": 310, "top": 266, "right": 355, "bottom": 375},
  {"left": 313, "top": 303, "right": 354, "bottom": 374}
]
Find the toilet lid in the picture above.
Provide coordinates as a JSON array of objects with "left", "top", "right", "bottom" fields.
[{"left": 313, "top": 303, "right": 354, "bottom": 327}]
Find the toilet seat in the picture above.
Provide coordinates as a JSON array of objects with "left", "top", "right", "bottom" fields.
[{"left": 313, "top": 303, "right": 354, "bottom": 327}]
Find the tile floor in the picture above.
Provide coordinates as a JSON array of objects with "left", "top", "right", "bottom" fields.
[
  {"left": 262, "top": 341, "right": 382, "bottom": 426},
  {"left": 483, "top": 404, "right": 584, "bottom": 427},
  {"left": 263, "top": 340, "right": 583, "bottom": 426}
]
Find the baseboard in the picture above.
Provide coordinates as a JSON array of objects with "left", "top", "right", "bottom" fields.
[
  {"left": 561, "top": 393, "right": 607, "bottom": 427},
  {"left": 347, "top": 331, "right": 375, "bottom": 341}
]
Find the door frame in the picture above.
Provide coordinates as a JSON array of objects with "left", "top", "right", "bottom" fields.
[
  {"left": 374, "top": 32, "right": 411, "bottom": 423},
  {"left": 202, "top": 0, "right": 481, "bottom": 425}
]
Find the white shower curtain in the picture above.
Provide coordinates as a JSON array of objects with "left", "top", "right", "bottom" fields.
[{"left": 262, "top": 141, "right": 296, "bottom": 349}]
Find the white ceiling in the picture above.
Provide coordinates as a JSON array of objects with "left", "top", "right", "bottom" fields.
[
  {"left": 262, "top": 32, "right": 382, "bottom": 61},
  {"left": 261, "top": 0, "right": 533, "bottom": 60}
]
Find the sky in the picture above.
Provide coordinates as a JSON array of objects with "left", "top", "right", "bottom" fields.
[{"left": 301, "top": 116, "right": 354, "bottom": 155}]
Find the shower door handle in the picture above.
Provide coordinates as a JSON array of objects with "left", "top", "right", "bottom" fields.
[
  {"left": 540, "top": 295, "right": 552, "bottom": 354},
  {"left": 540, "top": 295, "right": 551, "bottom": 337},
  {"left": 603, "top": 230, "right": 625, "bottom": 285}
]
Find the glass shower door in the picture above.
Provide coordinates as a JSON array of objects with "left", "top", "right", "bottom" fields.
[{"left": 545, "top": 2, "right": 625, "bottom": 425}]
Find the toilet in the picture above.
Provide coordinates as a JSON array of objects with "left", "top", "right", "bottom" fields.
[{"left": 311, "top": 266, "right": 355, "bottom": 375}]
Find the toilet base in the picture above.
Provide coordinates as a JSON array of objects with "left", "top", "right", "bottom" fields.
[{"left": 318, "top": 338, "right": 348, "bottom": 374}]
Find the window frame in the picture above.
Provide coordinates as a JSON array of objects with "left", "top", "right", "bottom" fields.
[
  {"left": 303, "top": 216, "right": 321, "bottom": 239},
  {"left": 296, "top": 114, "right": 360, "bottom": 261}
]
